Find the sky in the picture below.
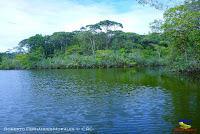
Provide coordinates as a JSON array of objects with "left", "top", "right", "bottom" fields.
[{"left": 0, "top": 0, "right": 165, "bottom": 52}]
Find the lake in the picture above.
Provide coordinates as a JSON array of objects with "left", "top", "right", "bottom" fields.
[{"left": 0, "top": 68, "right": 199, "bottom": 133}]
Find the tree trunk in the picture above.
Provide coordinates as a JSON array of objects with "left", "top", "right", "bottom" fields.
[{"left": 185, "top": 50, "right": 188, "bottom": 63}]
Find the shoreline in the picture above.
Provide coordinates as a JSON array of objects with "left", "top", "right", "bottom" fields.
[{"left": 1, "top": 65, "right": 199, "bottom": 75}]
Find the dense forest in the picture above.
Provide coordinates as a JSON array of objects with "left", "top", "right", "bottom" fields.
[{"left": 0, "top": 0, "right": 199, "bottom": 73}]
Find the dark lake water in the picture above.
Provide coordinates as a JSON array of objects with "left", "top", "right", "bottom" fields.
[{"left": 0, "top": 68, "right": 200, "bottom": 133}]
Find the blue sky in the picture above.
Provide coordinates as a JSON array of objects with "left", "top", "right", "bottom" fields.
[{"left": 0, "top": 0, "right": 166, "bottom": 52}]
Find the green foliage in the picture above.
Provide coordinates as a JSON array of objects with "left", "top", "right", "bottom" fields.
[
  {"left": 65, "top": 45, "right": 83, "bottom": 55},
  {"left": 0, "top": 56, "right": 18, "bottom": 69},
  {"left": 0, "top": 53, "right": 2, "bottom": 63},
  {"left": 162, "top": 0, "right": 200, "bottom": 71},
  {"left": 0, "top": 19, "right": 169, "bottom": 70},
  {"left": 2, "top": 12, "right": 199, "bottom": 73},
  {"left": 15, "top": 54, "right": 31, "bottom": 69}
]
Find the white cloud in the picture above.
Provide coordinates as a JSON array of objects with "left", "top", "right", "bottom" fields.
[{"left": 0, "top": 0, "right": 163, "bottom": 52}]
